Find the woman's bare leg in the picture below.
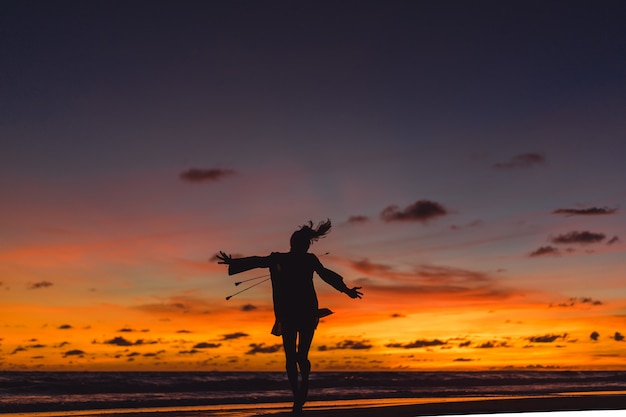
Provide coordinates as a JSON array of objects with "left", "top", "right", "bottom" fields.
[
  {"left": 296, "top": 327, "right": 315, "bottom": 409},
  {"left": 281, "top": 328, "right": 299, "bottom": 411}
]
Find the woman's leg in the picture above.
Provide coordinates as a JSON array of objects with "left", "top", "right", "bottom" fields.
[
  {"left": 296, "top": 327, "right": 315, "bottom": 408},
  {"left": 281, "top": 328, "right": 299, "bottom": 407}
]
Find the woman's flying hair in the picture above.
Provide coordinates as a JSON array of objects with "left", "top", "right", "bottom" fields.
[
  {"left": 302, "top": 219, "right": 332, "bottom": 242},
  {"left": 290, "top": 219, "right": 332, "bottom": 250}
]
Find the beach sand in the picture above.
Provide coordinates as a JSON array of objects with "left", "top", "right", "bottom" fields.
[{"left": 7, "top": 393, "right": 625, "bottom": 417}]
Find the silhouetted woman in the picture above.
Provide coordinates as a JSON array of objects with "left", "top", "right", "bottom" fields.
[{"left": 217, "top": 220, "right": 362, "bottom": 414}]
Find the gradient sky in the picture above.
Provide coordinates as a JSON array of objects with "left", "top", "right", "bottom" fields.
[{"left": 2, "top": 1, "right": 625, "bottom": 372}]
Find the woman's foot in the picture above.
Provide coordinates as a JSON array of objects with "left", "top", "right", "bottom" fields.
[{"left": 291, "top": 399, "right": 303, "bottom": 415}]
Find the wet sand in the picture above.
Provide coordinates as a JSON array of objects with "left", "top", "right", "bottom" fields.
[{"left": 6, "top": 392, "right": 625, "bottom": 417}]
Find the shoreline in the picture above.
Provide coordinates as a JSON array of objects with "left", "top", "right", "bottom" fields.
[{"left": 5, "top": 392, "right": 625, "bottom": 417}]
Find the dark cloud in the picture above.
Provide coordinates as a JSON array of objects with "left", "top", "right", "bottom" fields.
[
  {"left": 221, "top": 332, "right": 249, "bottom": 340},
  {"left": 453, "top": 358, "right": 474, "bottom": 362},
  {"left": 63, "top": 349, "right": 85, "bottom": 357},
  {"left": 58, "top": 324, "right": 73, "bottom": 330},
  {"left": 380, "top": 199, "right": 448, "bottom": 223},
  {"left": 177, "top": 330, "right": 192, "bottom": 333},
  {"left": 318, "top": 339, "right": 373, "bottom": 351},
  {"left": 241, "top": 304, "right": 258, "bottom": 312},
  {"left": 476, "top": 341, "right": 510, "bottom": 348},
  {"left": 11, "top": 346, "right": 27, "bottom": 354},
  {"left": 347, "top": 215, "right": 369, "bottom": 224},
  {"left": 180, "top": 168, "right": 236, "bottom": 183},
  {"left": 193, "top": 342, "right": 222, "bottom": 349},
  {"left": 529, "top": 246, "right": 561, "bottom": 257},
  {"left": 54, "top": 341, "right": 70, "bottom": 348},
  {"left": 143, "top": 350, "right": 165, "bottom": 357},
  {"left": 550, "top": 297, "right": 603, "bottom": 308},
  {"left": 245, "top": 343, "right": 282, "bottom": 355},
  {"left": 492, "top": 152, "right": 546, "bottom": 169},
  {"left": 391, "top": 313, "right": 405, "bottom": 318},
  {"left": 614, "top": 332, "right": 624, "bottom": 342},
  {"left": 103, "top": 337, "right": 134, "bottom": 346},
  {"left": 459, "top": 341, "right": 472, "bottom": 348},
  {"left": 551, "top": 231, "right": 606, "bottom": 245},
  {"left": 590, "top": 331, "right": 600, "bottom": 341},
  {"left": 607, "top": 236, "right": 620, "bottom": 245},
  {"left": 179, "top": 349, "right": 200, "bottom": 355},
  {"left": 117, "top": 328, "right": 149, "bottom": 333},
  {"left": 552, "top": 206, "right": 618, "bottom": 216},
  {"left": 28, "top": 281, "right": 53, "bottom": 290},
  {"left": 103, "top": 337, "right": 156, "bottom": 346},
  {"left": 385, "top": 339, "right": 446, "bottom": 349},
  {"left": 527, "top": 334, "right": 568, "bottom": 343}
]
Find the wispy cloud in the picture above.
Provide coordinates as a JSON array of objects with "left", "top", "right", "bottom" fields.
[
  {"left": 346, "top": 215, "right": 369, "bottom": 224},
  {"left": 350, "top": 259, "right": 394, "bottom": 275},
  {"left": 134, "top": 295, "right": 213, "bottom": 316},
  {"left": 527, "top": 334, "right": 568, "bottom": 343},
  {"left": 62, "top": 349, "right": 85, "bottom": 358},
  {"left": 475, "top": 340, "right": 510, "bottom": 348},
  {"left": 221, "top": 332, "right": 249, "bottom": 340},
  {"left": 492, "top": 152, "right": 546, "bottom": 169},
  {"left": 529, "top": 246, "right": 561, "bottom": 257},
  {"left": 193, "top": 342, "right": 222, "bottom": 349},
  {"left": 28, "top": 281, "right": 53, "bottom": 290},
  {"left": 245, "top": 343, "right": 282, "bottom": 354},
  {"left": 346, "top": 258, "right": 519, "bottom": 302},
  {"left": 380, "top": 200, "right": 448, "bottom": 223},
  {"left": 318, "top": 339, "right": 373, "bottom": 351},
  {"left": 179, "top": 168, "right": 236, "bottom": 183},
  {"left": 552, "top": 206, "right": 618, "bottom": 216},
  {"left": 117, "top": 328, "right": 150, "bottom": 333},
  {"left": 11, "top": 346, "right": 27, "bottom": 354},
  {"left": 550, "top": 231, "right": 606, "bottom": 245},
  {"left": 102, "top": 337, "right": 157, "bottom": 346},
  {"left": 607, "top": 236, "right": 620, "bottom": 245},
  {"left": 385, "top": 339, "right": 446, "bottom": 349},
  {"left": 549, "top": 297, "right": 603, "bottom": 308}
]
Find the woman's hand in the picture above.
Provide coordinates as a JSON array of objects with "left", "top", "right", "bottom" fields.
[
  {"left": 216, "top": 251, "right": 232, "bottom": 265},
  {"left": 345, "top": 286, "right": 363, "bottom": 299}
]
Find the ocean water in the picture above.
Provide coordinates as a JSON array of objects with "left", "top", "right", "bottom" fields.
[{"left": 1, "top": 371, "right": 625, "bottom": 413}]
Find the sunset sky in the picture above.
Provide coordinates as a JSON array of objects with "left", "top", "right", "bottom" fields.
[{"left": 2, "top": 1, "right": 625, "bottom": 372}]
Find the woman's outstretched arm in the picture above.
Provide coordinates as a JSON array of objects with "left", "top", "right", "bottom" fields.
[
  {"left": 313, "top": 256, "right": 363, "bottom": 299},
  {"left": 217, "top": 251, "right": 271, "bottom": 275}
]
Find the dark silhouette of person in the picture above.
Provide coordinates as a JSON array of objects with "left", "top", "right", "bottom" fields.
[{"left": 217, "top": 219, "right": 362, "bottom": 414}]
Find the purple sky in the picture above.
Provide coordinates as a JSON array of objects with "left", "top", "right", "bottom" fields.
[{"left": 1, "top": 1, "right": 626, "bottom": 371}]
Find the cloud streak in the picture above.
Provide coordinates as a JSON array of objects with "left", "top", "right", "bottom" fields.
[
  {"left": 28, "top": 281, "right": 53, "bottom": 290},
  {"left": 529, "top": 246, "right": 561, "bottom": 257},
  {"left": 179, "top": 168, "right": 236, "bottom": 183},
  {"left": 386, "top": 339, "right": 446, "bottom": 349},
  {"left": 380, "top": 200, "right": 448, "bottom": 223},
  {"left": 318, "top": 339, "right": 373, "bottom": 351},
  {"left": 492, "top": 152, "right": 546, "bottom": 169},
  {"left": 245, "top": 343, "right": 282, "bottom": 355},
  {"left": 553, "top": 207, "right": 618, "bottom": 216},
  {"left": 551, "top": 231, "right": 606, "bottom": 245},
  {"left": 527, "top": 334, "right": 568, "bottom": 343}
]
